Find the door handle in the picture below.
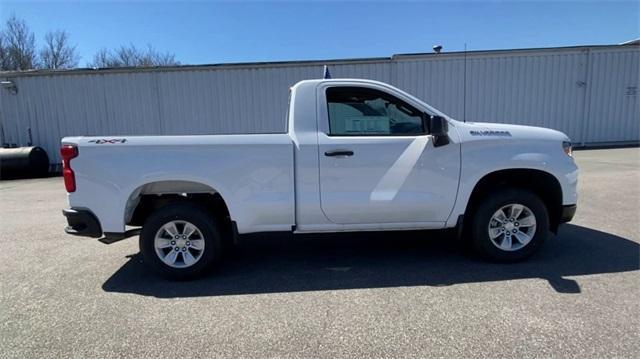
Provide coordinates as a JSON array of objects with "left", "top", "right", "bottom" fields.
[{"left": 324, "top": 150, "right": 354, "bottom": 157}]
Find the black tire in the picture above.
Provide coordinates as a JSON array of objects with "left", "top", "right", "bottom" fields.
[
  {"left": 139, "top": 203, "right": 222, "bottom": 280},
  {"left": 470, "top": 188, "right": 550, "bottom": 262}
]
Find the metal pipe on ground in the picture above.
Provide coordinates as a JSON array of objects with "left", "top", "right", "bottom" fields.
[{"left": 0, "top": 146, "right": 50, "bottom": 179}]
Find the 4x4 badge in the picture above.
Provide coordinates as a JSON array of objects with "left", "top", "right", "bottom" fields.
[{"left": 88, "top": 138, "right": 127, "bottom": 144}]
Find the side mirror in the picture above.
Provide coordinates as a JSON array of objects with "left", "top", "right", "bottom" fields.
[
  {"left": 429, "top": 115, "right": 448, "bottom": 137},
  {"left": 428, "top": 115, "right": 449, "bottom": 147}
]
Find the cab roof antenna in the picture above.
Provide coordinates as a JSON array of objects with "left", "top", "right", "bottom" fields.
[{"left": 323, "top": 65, "right": 332, "bottom": 79}]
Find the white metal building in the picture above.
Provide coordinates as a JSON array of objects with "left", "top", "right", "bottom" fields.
[{"left": 0, "top": 44, "right": 638, "bottom": 165}]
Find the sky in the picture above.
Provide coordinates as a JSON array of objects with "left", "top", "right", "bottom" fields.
[{"left": 0, "top": 0, "right": 638, "bottom": 67}]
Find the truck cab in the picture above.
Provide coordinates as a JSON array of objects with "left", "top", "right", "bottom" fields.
[{"left": 290, "top": 79, "right": 462, "bottom": 232}]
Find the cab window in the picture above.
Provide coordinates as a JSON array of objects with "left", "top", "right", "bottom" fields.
[{"left": 326, "top": 87, "right": 425, "bottom": 136}]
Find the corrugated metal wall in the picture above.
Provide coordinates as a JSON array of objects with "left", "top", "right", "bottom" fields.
[{"left": 1, "top": 45, "right": 638, "bottom": 165}]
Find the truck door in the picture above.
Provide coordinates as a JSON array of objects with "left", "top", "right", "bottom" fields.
[{"left": 317, "top": 85, "right": 460, "bottom": 225}]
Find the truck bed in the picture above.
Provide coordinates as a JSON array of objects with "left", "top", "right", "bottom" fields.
[{"left": 62, "top": 134, "right": 295, "bottom": 234}]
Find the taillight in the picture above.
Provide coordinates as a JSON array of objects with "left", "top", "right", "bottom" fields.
[{"left": 60, "top": 145, "right": 78, "bottom": 192}]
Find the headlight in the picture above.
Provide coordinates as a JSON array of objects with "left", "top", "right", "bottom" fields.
[{"left": 562, "top": 141, "right": 573, "bottom": 157}]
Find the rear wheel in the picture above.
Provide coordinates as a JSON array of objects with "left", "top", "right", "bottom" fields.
[
  {"left": 140, "top": 203, "right": 222, "bottom": 280},
  {"left": 471, "top": 189, "right": 549, "bottom": 262}
]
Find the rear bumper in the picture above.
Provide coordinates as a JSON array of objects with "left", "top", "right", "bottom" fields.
[
  {"left": 62, "top": 208, "right": 102, "bottom": 238},
  {"left": 560, "top": 204, "right": 577, "bottom": 223}
]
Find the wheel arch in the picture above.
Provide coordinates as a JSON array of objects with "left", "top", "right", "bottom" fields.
[
  {"left": 464, "top": 168, "right": 564, "bottom": 233},
  {"left": 124, "top": 180, "right": 234, "bottom": 238}
]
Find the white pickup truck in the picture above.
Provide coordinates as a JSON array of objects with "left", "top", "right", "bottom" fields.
[{"left": 62, "top": 79, "right": 578, "bottom": 279}]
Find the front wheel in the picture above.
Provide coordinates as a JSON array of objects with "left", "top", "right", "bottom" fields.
[
  {"left": 139, "top": 203, "right": 222, "bottom": 280},
  {"left": 470, "top": 189, "right": 550, "bottom": 262}
]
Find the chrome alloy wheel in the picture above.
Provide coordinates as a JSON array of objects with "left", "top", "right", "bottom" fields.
[
  {"left": 154, "top": 220, "right": 205, "bottom": 268},
  {"left": 488, "top": 203, "right": 537, "bottom": 251}
]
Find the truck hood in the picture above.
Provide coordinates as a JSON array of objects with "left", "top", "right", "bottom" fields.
[{"left": 456, "top": 121, "right": 570, "bottom": 142}]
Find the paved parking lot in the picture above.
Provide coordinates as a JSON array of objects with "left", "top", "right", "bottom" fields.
[{"left": 1, "top": 148, "right": 638, "bottom": 358}]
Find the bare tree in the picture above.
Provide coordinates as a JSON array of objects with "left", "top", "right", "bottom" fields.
[
  {"left": 40, "top": 30, "right": 79, "bottom": 69},
  {"left": 90, "top": 44, "right": 179, "bottom": 68},
  {"left": 113, "top": 45, "right": 140, "bottom": 66},
  {"left": 0, "top": 33, "right": 10, "bottom": 70},
  {"left": 0, "top": 15, "right": 180, "bottom": 71},
  {"left": 137, "top": 45, "right": 178, "bottom": 67},
  {"left": 1, "top": 15, "right": 38, "bottom": 70},
  {"left": 90, "top": 48, "right": 117, "bottom": 68}
]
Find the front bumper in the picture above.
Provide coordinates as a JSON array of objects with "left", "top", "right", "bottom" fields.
[
  {"left": 62, "top": 208, "right": 102, "bottom": 238},
  {"left": 560, "top": 204, "right": 577, "bottom": 223}
]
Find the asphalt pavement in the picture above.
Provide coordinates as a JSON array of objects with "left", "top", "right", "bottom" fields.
[{"left": 1, "top": 148, "right": 638, "bottom": 358}]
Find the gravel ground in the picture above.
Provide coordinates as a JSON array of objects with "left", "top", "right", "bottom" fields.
[{"left": 1, "top": 147, "right": 638, "bottom": 358}]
